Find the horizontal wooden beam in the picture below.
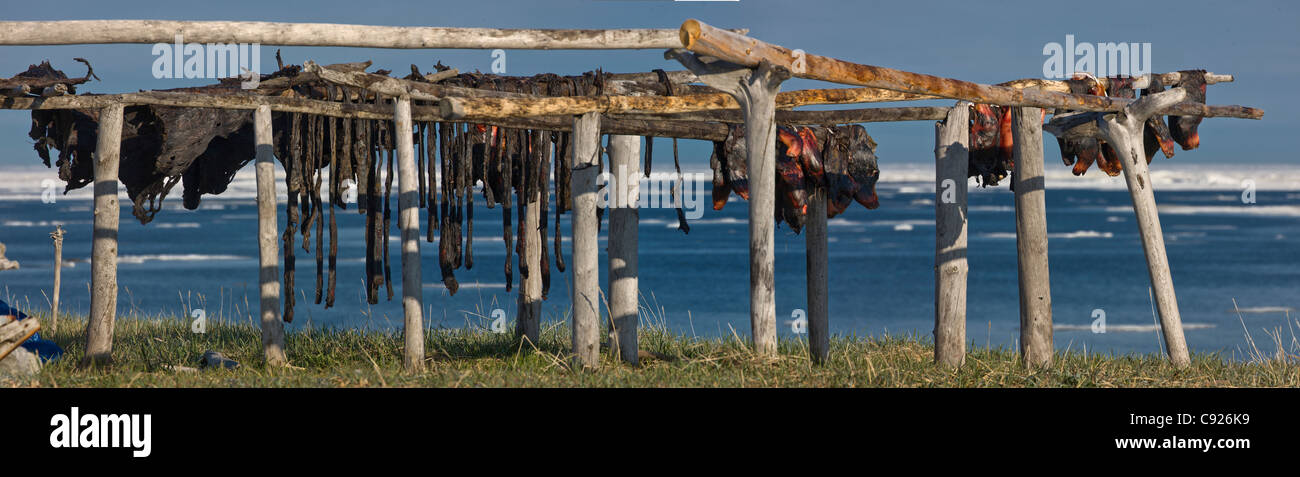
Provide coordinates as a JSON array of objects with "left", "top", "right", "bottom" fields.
[
  {"left": 678, "top": 19, "right": 1262, "bottom": 119},
  {"left": 0, "top": 20, "right": 743, "bottom": 49},
  {"left": 614, "top": 106, "right": 950, "bottom": 124}
]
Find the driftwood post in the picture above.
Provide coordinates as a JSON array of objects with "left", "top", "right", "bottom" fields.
[
  {"left": 83, "top": 102, "right": 123, "bottom": 365},
  {"left": 934, "top": 102, "right": 970, "bottom": 366},
  {"left": 517, "top": 198, "right": 542, "bottom": 344},
  {"left": 394, "top": 96, "right": 425, "bottom": 371},
  {"left": 805, "top": 188, "right": 829, "bottom": 364},
  {"left": 670, "top": 50, "right": 791, "bottom": 356},
  {"left": 607, "top": 134, "right": 640, "bottom": 364},
  {"left": 253, "top": 104, "right": 288, "bottom": 366},
  {"left": 1012, "top": 106, "right": 1053, "bottom": 367},
  {"left": 49, "top": 226, "right": 64, "bottom": 335},
  {"left": 1094, "top": 89, "right": 1193, "bottom": 367},
  {"left": 570, "top": 112, "right": 602, "bottom": 368}
]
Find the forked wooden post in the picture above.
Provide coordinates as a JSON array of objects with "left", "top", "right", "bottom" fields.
[
  {"left": 669, "top": 50, "right": 790, "bottom": 356},
  {"left": 934, "top": 102, "right": 970, "bottom": 367},
  {"left": 253, "top": 104, "right": 288, "bottom": 366},
  {"left": 1012, "top": 106, "right": 1053, "bottom": 367},
  {"left": 83, "top": 102, "right": 123, "bottom": 365},
  {"left": 570, "top": 112, "right": 602, "bottom": 368},
  {"left": 607, "top": 134, "right": 640, "bottom": 365},
  {"left": 394, "top": 96, "right": 425, "bottom": 371},
  {"left": 805, "top": 187, "right": 829, "bottom": 364},
  {"left": 1094, "top": 89, "right": 1192, "bottom": 367}
]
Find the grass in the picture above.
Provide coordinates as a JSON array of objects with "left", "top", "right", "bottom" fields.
[{"left": 5, "top": 308, "right": 1299, "bottom": 388}]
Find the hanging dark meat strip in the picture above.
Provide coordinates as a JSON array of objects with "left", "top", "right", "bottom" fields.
[
  {"left": 774, "top": 125, "right": 810, "bottom": 227},
  {"left": 645, "top": 136, "right": 653, "bottom": 178},
  {"left": 1141, "top": 77, "right": 1178, "bottom": 162},
  {"left": 417, "top": 122, "right": 426, "bottom": 209},
  {"left": 723, "top": 124, "right": 751, "bottom": 199},
  {"left": 326, "top": 107, "right": 338, "bottom": 309},
  {"left": 382, "top": 120, "right": 395, "bottom": 301},
  {"left": 313, "top": 113, "right": 325, "bottom": 305},
  {"left": 464, "top": 124, "right": 477, "bottom": 270},
  {"left": 844, "top": 125, "right": 881, "bottom": 210},
  {"left": 299, "top": 112, "right": 314, "bottom": 253},
  {"left": 815, "top": 126, "right": 859, "bottom": 217},
  {"left": 595, "top": 135, "right": 605, "bottom": 232},
  {"left": 354, "top": 104, "right": 372, "bottom": 215},
  {"left": 1056, "top": 77, "right": 1110, "bottom": 176},
  {"left": 709, "top": 139, "right": 731, "bottom": 210},
  {"left": 968, "top": 103, "right": 1005, "bottom": 185},
  {"left": 338, "top": 88, "right": 354, "bottom": 209},
  {"left": 434, "top": 121, "right": 444, "bottom": 240},
  {"left": 1169, "top": 70, "right": 1207, "bottom": 150},
  {"left": 282, "top": 112, "right": 301, "bottom": 323},
  {"left": 517, "top": 130, "right": 531, "bottom": 279},
  {"left": 538, "top": 128, "right": 552, "bottom": 299},
  {"left": 366, "top": 119, "right": 384, "bottom": 304},
  {"left": 553, "top": 131, "right": 568, "bottom": 271},
  {"left": 437, "top": 122, "right": 459, "bottom": 294},
  {"left": 498, "top": 127, "right": 514, "bottom": 292}
]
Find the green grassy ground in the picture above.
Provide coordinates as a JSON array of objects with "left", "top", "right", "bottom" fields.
[{"left": 5, "top": 313, "right": 1298, "bottom": 387}]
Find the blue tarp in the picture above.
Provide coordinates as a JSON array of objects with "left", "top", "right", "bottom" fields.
[{"left": 0, "top": 299, "right": 64, "bottom": 362}]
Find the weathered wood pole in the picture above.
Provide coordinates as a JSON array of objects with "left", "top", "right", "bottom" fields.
[
  {"left": 570, "top": 112, "right": 602, "bottom": 368},
  {"left": 805, "top": 187, "right": 829, "bottom": 364},
  {"left": 49, "top": 226, "right": 64, "bottom": 335},
  {"left": 83, "top": 103, "right": 123, "bottom": 365},
  {"left": 737, "top": 64, "right": 788, "bottom": 357},
  {"left": 1012, "top": 106, "right": 1053, "bottom": 367},
  {"left": 253, "top": 104, "right": 288, "bottom": 366},
  {"left": 517, "top": 195, "right": 543, "bottom": 345},
  {"left": 670, "top": 52, "right": 791, "bottom": 356},
  {"left": 394, "top": 96, "right": 425, "bottom": 372},
  {"left": 607, "top": 134, "right": 640, "bottom": 365},
  {"left": 934, "top": 102, "right": 970, "bottom": 367},
  {"left": 1095, "top": 89, "right": 1192, "bottom": 367}
]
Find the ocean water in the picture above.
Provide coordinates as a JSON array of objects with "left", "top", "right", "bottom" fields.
[{"left": 1, "top": 164, "right": 1297, "bottom": 359}]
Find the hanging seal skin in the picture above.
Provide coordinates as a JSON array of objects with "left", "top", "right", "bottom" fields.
[{"left": 710, "top": 123, "right": 882, "bottom": 232}]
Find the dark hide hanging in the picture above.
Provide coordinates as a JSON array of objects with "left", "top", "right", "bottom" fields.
[
  {"left": 538, "top": 128, "right": 552, "bottom": 299},
  {"left": 426, "top": 121, "right": 439, "bottom": 242},
  {"left": 417, "top": 121, "right": 427, "bottom": 209},
  {"left": 282, "top": 112, "right": 302, "bottom": 323},
  {"left": 313, "top": 113, "right": 325, "bottom": 305},
  {"left": 327, "top": 103, "right": 339, "bottom": 309},
  {"left": 500, "top": 126, "right": 514, "bottom": 292},
  {"left": 1169, "top": 70, "right": 1208, "bottom": 151},
  {"left": 552, "top": 131, "right": 568, "bottom": 272},
  {"left": 437, "top": 122, "right": 460, "bottom": 294},
  {"left": 383, "top": 118, "right": 395, "bottom": 301},
  {"left": 1141, "top": 77, "right": 1178, "bottom": 162}
]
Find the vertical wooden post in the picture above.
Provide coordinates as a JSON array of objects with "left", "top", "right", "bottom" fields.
[
  {"left": 1093, "top": 89, "right": 1192, "bottom": 367},
  {"left": 743, "top": 69, "right": 784, "bottom": 357},
  {"left": 49, "top": 226, "right": 64, "bottom": 335},
  {"left": 394, "top": 96, "right": 425, "bottom": 372},
  {"left": 83, "top": 103, "right": 123, "bottom": 366},
  {"left": 570, "top": 112, "right": 602, "bottom": 368},
  {"left": 517, "top": 195, "right": 542, "bottom": 345},
  {"left": 254, "top": 104, "right": 288, "bottom": 366},
  {"left": 670, "top": 53, "right": 790, "bottom": 357},
  {"left": 607, "top": 134, "right": 640, "bottom": 365},
  {"left": 1012, "top": 106, "right": 1053, "bottom": 367},
  {"left": 805, "top": 188, "right": 829, "bottom": 364},
  {"left": 934, "top": 102, "right": 970, "bottom": 367}
]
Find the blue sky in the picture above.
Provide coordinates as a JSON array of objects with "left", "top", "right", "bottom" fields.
[{"left": 1, "top": 0, "right": 1296, "bottom": 169}]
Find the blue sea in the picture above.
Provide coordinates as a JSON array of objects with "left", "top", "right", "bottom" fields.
[{"left": 1, "top": 164, "right": 1297, "bottom": 360}]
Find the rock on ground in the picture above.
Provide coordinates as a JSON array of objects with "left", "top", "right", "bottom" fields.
[{"left": 0, "top": 347, "right": 40, "bottom": 376}]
